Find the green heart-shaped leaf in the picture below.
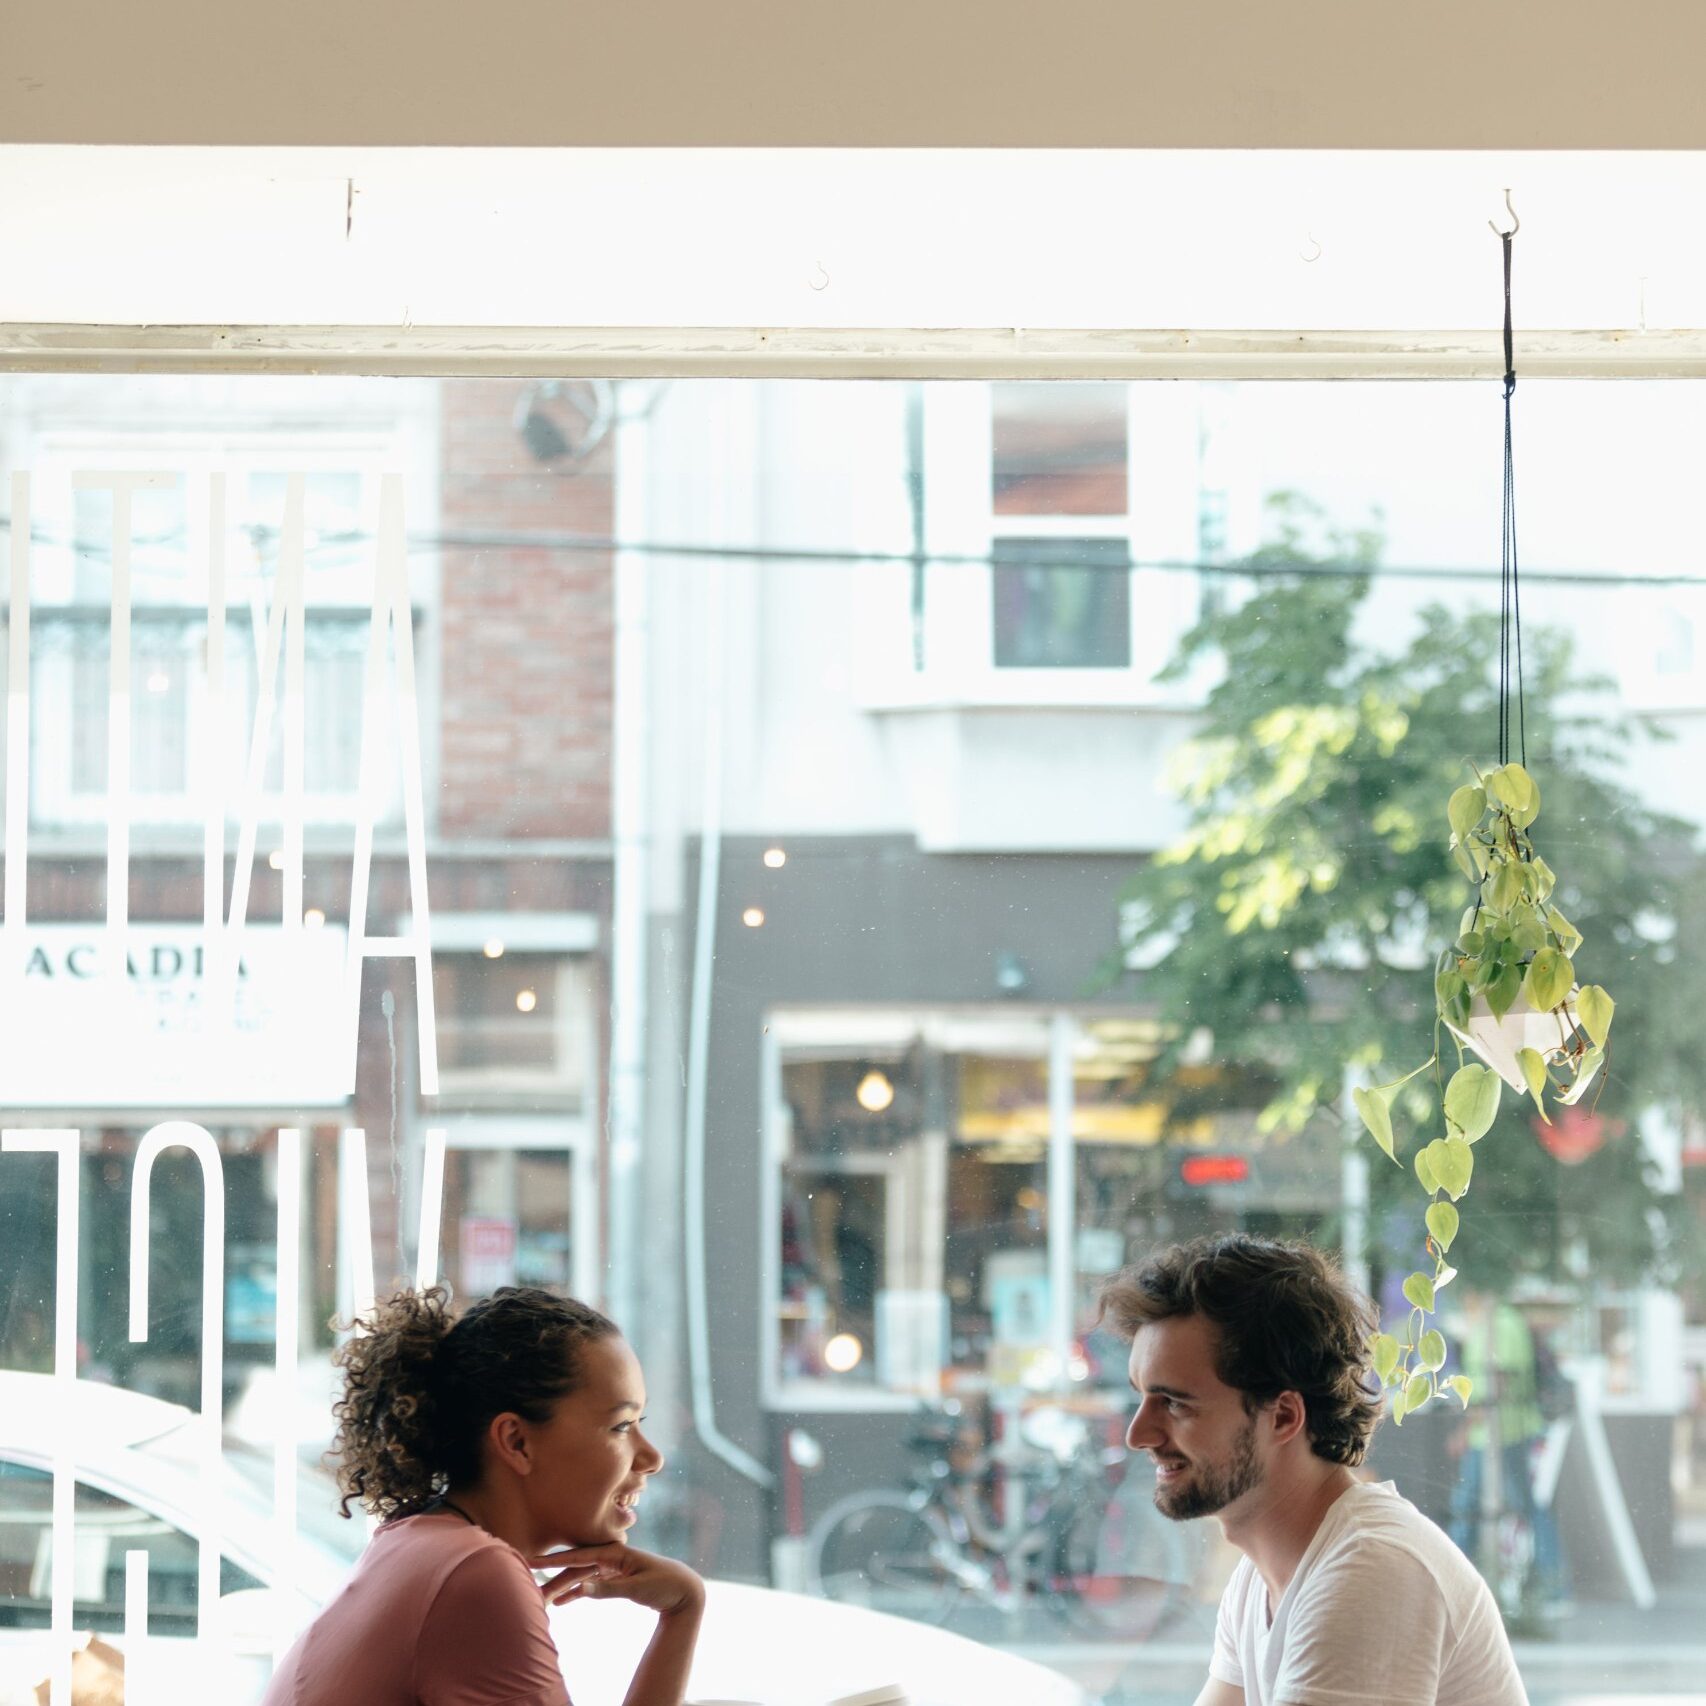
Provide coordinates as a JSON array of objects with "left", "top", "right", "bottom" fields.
[
  {"left": 1485, "top": 960, "right": 1522, "bottom": 1018},
  {"left": 1431, "top": 1135, "right": 1474, "bottom": 1200},
  {"left": 1403, "top": 1372, "right": 1433, "bottom": 1415},
  {"left": 1487, "top": 763, "right": 1539, "bottom": 826},
  {"left": 1524, "top": 946, "right": 1574, "bottom": 1013},
  {"left": 1511, "top": 914, "right": 1548, "bottom": 954},
  {"left": 1418, "top": 1329, "right": 1447, "bottom": 1371},
  {"left": 1425, "top": 1200, "right": 1459, "bottom": 1253},
  {"left": 1352, "top": 1086, "right": 1397, "bottom": 1163},
  {"left": 1444, "top": 1064, "right": 1500, "bottom": 1142},
  {"left": 1576, "top": 984, "right": 1615, "bottom": 1049},
  {"left": 1446, "top": 1375, "right": 1473, "bottom": 1407},
  {"left": 1517, "top": 1046, "right": 1550, "bottom": 1123},
  {"left": 1371, "top": 1333, "right": 1400, "bottom": 1384},
  {"left": 1414, "top": 1144, "right": 1439, "bottom": 1194},
  {"left": 1487, "top": 765, "right": 1527, "bottom": 811},
  {"left": 1547, "top": 906, "right": 1582, "bottom": 953},
  {"left": 1448, "top": 784, "right": 1487, "bottom": 840},
  {"left": 1402, "top": 1272, "right": 1436, "bottom": 1312},
  {"left": 1489, "top": 862, "right": 1524, "bottom": 913}
]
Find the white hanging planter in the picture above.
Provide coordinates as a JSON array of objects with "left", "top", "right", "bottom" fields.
[{"left": 1443, "top": 988, "right": 1590, "bottom": 1095}]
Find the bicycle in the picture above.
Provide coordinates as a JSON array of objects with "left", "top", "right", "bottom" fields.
[{"left": 804, "top": 1404, "right": 1202, "bottom": 1639}]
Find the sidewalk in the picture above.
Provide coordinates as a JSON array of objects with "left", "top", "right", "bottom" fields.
[{"left": 1001, "top": 1544, "right": 1706, "bottom": 1705}]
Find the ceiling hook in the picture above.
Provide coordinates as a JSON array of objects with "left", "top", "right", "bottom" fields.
[{"left": 1488, "top": 189, "right": 1520, "bottom": 238}]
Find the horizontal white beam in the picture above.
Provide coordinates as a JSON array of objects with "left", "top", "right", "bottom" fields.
[
  {"left": 6, "top": 324, "right": 1706, "bottom": 380},
  {"left": 7, "top": 151, "right": 1706, "bottom": 335}
]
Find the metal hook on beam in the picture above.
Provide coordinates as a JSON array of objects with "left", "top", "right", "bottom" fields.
[{"left": 1489, "top": 188, "right": 1520, "bottom": 238}]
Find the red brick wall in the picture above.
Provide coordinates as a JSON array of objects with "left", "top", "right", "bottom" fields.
[{"left": 436, "top": 381, "right": 615, "bottom": 840}]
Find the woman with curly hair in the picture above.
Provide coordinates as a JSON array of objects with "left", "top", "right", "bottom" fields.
[{"left": 263, "top": 1285, "right": 702, "bottom": 1706}]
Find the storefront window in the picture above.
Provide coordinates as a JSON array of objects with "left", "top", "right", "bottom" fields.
[{"left": 433, "top": 952, "right": 593, "bottom": 1106}]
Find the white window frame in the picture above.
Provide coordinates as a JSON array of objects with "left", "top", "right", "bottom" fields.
[
  {"left": 406, "top": 1114, "right": 601, "bottom": 1306},
  {"left": 15, "top": 426, "right": 436, "bottom": 831},
  {"left": 430, "top": 948, "right": 600, "bottom": 1111},
  {"left": 868, "top": 381, "right": 1204, "bottom": 709}
]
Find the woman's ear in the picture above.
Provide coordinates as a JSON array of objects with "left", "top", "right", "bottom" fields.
[{"left": 485, "top": 1411, "right": 535, "bottom": 1477}]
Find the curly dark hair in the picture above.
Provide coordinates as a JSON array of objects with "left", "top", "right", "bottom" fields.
[
  {"left": 1098, "top": 1234, "right": 1383, "bottom": 1467},
  {"left": 330, "top": 1285, "right": 618, "bottom": 1520}
]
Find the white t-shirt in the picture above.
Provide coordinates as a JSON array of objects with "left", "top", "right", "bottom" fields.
[{"left": 1209, "top": 1480, "right": 1527, "bottom": 1706}]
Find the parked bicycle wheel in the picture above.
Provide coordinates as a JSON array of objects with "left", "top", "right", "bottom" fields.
[
  {"left": 806, "top": 1491, "right": 963, "bottom": 1625},
  {"left": 1051, "top": 1472, "right": 1198, "bottom": 1638}
]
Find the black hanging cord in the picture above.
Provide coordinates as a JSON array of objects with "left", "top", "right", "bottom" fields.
[{"left": 1496, "top": 218, "right": 1527, "bottom": 769}]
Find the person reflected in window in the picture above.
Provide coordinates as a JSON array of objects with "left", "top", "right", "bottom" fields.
[
  {"left": 1446, "top": 1290, "right": 1569, "bottom": 1615},
  {"left": 264, "top": 1286, "right": 702, "bottom": 1706},
  {"left": 1100, "top": 1236, "right": 1526, "bottom": 1706}
]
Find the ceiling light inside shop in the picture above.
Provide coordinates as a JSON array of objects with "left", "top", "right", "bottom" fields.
[
  {"left": 823, "top": 1333, "right": 863, "bottom": 1374},
  {"left": 145, "top": 670, "right": 171, "bottom": 694},
  {"left": 515, "top": 988, "right": 538, "bottom": 1013},
  {"left": 483, "top": 939, "right": 505, "bottom": 959},
  {"left": 763, "top": 848, "right": 787, "bottom": 868},
  {"left": 855, "top": 1070, "right": 895, "bottom": 1113},
  {"left": 303, "top": 908, "right": 325, "bottom": 928},
  {"left": 267, "top": 849, "right": 285, "bottom": 870},
  {"left": 742, "top": 907, "right": 766, "bottom": 928}
]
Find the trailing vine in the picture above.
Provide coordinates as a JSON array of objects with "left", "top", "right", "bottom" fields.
[{"left": 1356, "top": 758, "right": 1615, "bottom": 1422}]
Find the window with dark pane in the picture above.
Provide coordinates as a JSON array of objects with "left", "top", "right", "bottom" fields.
[{"left": 992, "top": 538, "right": 1131, "bottom": 668}]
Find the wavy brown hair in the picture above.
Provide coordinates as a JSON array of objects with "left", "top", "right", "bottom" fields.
[
  {"left": 1098, "top": 1234, "right": 1383, "bottom": 1466},
  {"left": 331, "top": 1285, "right": 618, "bottom": 1520}
]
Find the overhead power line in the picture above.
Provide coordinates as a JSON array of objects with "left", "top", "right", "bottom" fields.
[{"left": 0, "top": 514, "right": 1703, "bottom": 589}]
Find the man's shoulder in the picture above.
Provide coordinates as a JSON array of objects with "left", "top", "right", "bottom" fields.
[{"left": 1313, "top": 1483, "right": 1490, "bottom": 1603}]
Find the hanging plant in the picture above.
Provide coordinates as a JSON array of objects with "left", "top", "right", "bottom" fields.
[
  {"left": 1355, "top": 757, "right": 1616, "bottom": 1420},
  {"left": 1355, "top": 198, "right": 1616, "bottom": 1422}
]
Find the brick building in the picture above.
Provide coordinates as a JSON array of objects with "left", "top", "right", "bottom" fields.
[{"left": 0, "top": 374, "right": 619, "bottom": 1418}]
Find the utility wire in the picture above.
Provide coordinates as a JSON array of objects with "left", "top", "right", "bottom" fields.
[{"left": 0, "top": 514, "right": 1703, "bottom": 590}]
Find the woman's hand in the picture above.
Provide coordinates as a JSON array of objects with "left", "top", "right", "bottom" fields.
[{"left": 531, "top": 1544, "right": 706, "bottom": 1619}]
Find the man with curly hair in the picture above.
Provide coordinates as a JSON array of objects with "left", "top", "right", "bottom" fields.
[{"left": 1100, "top": 1234, "right": 1526, "bottom": 1706}]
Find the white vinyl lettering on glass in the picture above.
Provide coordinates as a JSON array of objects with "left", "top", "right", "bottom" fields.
[{"left": 0, "top": 469, "right": 438, "bottom": 1103}]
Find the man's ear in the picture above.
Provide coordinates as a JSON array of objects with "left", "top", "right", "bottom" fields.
[
  {"left": 1267, "top": 1390, "right": 1309, "bottom": 1449},
  {"left": 485, "top": 1411, "right": 534, "bottom": 1477}
]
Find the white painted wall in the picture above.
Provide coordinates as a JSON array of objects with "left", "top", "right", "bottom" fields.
[{"left": 636, "top": 376, "right": 1706, "bottom": 859}]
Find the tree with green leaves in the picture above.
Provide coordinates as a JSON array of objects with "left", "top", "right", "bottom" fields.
[{"left": 1119, "top": 495, "right": 1703, "bottom": 1336}]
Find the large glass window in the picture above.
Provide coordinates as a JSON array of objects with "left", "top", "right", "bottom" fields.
[{"left": 3, "top": 371, "right": 1705, "bottom": 1706}]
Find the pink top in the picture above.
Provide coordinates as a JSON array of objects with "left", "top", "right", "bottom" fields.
[{"left": 263, "top": 1511, "right": 571, "bottom": 1706}]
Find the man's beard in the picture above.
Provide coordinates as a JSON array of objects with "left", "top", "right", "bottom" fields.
[{"left": 1152, "top": 1416, "right": 1262, "bottom": 1520}]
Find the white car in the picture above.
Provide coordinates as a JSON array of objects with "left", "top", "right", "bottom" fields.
[{"left": 0, "top": 1374, "right": 1090, "bottom": 1706}]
